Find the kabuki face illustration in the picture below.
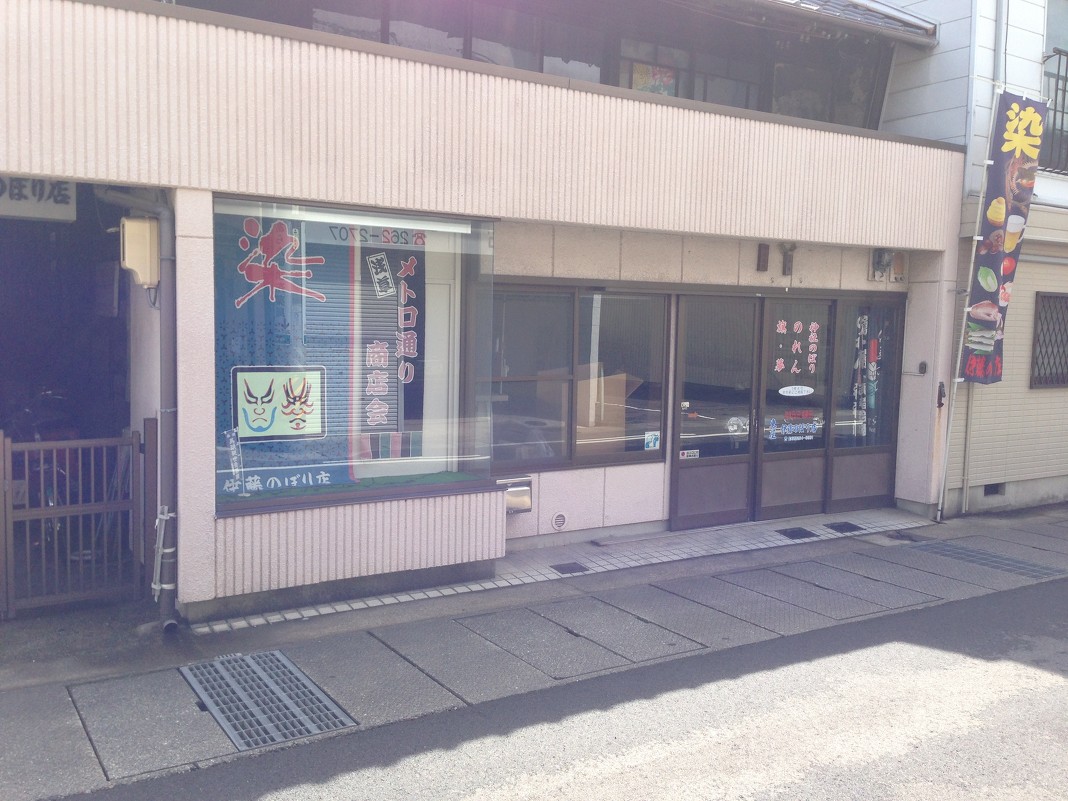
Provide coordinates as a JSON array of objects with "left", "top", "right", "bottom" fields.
[
  {"left": 280, "top": 377, "right": 315, "bottom": 432},
  {"left": 241, "top": 378, "right": 277, "bottom": 433},
  {"left": 232, "top": 367, "right": 326, "bottom": 442}
]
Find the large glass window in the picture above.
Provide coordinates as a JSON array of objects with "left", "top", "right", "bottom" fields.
[
  {"left": 831, "top": 302, "right": 901, "bottom": 447},
  {"left": 488, "top": 291, "right": 573, "bottom": 465},
  {"left": 213, "top": 199, "right": 493, "bottom": 509},
  {"left": 488, "top": 288, "right": 667, "bottom": 469},
  {"left": 576, "top": 293, "right": 667, "bottom": 457}
]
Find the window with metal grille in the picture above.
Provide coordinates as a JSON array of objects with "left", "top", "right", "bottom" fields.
[
  {"left": 1041, "top": 48, "right": 1068, "bottom": 174},
  {"left": 1030, "top": 293, "right": 1068, "bottom": 388}
]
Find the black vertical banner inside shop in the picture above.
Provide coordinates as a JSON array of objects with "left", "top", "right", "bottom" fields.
[
  {"left": 962, "top": 91, "right": 1048, "bottom": 384},
  {"left": 353, "top": 238, "right": 426, "bottom": 456}
]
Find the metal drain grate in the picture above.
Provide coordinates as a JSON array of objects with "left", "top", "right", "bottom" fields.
[
  {"left": 180, "top": 651, "right": 356, "bottom": 750},
  {"left": 825, "top": 521, "right": 863, "bottom": 534},
  {"left": 909, "top": 541, "right": 1066, "bottom": 580},
  {"left": 550, "top": 561, "right": 590, "bottom": 575},
  {"left": 777, "top": 527, "right": 819, "bottom": 540}
]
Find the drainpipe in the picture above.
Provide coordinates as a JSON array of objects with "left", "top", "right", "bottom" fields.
[{"left": 93, "top": 186, "right": 179, "bottom": 633}]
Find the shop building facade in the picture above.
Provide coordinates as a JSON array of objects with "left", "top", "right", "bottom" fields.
[{"left": 2, "top": 0, "right": 975, "bottom": 620}]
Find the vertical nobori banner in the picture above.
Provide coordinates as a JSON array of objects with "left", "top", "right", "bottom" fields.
[{"left": 962, "top": 91, "right": 1048, "bottom": 384}]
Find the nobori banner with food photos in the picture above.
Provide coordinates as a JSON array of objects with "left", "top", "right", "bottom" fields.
[
  {"left": 214, "top": 204, "right": 427, "bottom": 499},
  {"left": 962, "top": 91, "right": 1048, "bottom": 384}
]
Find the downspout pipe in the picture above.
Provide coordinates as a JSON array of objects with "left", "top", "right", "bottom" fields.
[{"left": 93, "top": 186, "right": 179, "bottom": 634}]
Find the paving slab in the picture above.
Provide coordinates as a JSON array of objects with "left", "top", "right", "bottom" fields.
[
  {"left": 860, "top": 543, "right": 1033, "bottom": 590},
  {"left": 772, "top": 561, "right": 939, "bottom": 609},
  {"left": 656, "top": 575, "right": 835, "bottom": 635},
  {"left": 283, "top": 631, "right": 463, "bottom": 728},
  {"left": 1000, "top": 520, "right": 1068, "bottom": 540},
  {"left": 0, "top": 683, "right": 107, "bottom": 801},
  {"left": 816, "top": 551, "right": 991, "bottom": 600},
  {"left": 985, "top": 527, "right": 1068, "bottom": 556},
  {"left": 719, "top": 568, "right": 887, "bottom": 619},
  {"left": 956, "top": 535, "right": 1068, "bottom": 571},
  {"left": 70, "top": 669, "right": 236, "bottom": 779},
  {"left": 530, "top": 596, "right": 703, "bottom": 662},
  {"left": 458, "top": 607, "right": 628, "bottom": 679},
  {"left": 593, "top": 584, "right": 778, "bottom": 650},
  {"left": 371, "top": 619, "right": 554, "bottom": 704}
]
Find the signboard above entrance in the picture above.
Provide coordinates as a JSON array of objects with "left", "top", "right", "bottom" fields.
[{"left": 0, "top": 175, "right": 76, "bottom": 221}]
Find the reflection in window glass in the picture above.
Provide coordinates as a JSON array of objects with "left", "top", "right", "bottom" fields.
[
  {"left": 833, "top": 303, "right": 900, "bottom": 447},
  {"left": 543, "top": 20, "right": 602, "bottom": 82},
  {"left": 388, "top": 0, "right": 464, "bottom": 58},
  {"left": 312, "top": 2, "right": 383, "bottom": 42},
  {"left": 487, "top": 380, "right": 568, "bottom": 464},
  {"left": 832, "top": 51, "right": 877, "bottom": 127},
  {"left": 471, "top": 3, "right": 539, "bottom": 70},
  {"left": 488, "top": 289, "right": 666, "bottom": 468},
  {"left": 678, "top": 297, "right": 755, "bottom": 459},
  {"left": 763, "top": 301, "right": 829, "bottom": 453},
  {"left": 489, "top": 291, "right": 572, "bottom": 468},
  {"left": 492, "top": 291, "right": 573, "bottom": 377},
  {"left": 213, "top": 199, "right": 493, "bottom": 507},
  {"left": 772, "top": 63, "right": 832, "bottom": 121},
  {"left": 576, "top": 294, "right": 666, "bottom": 457}
]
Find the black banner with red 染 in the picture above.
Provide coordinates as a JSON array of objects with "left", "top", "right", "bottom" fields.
[{"left": 962, "top": 91, "right": 1048, "bottom": 384}]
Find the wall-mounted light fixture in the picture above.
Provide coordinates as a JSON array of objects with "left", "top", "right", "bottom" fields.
[
  {"left": 756, "top": 242, "right": 770, "bottom": 272},
  {"left": 779, "top": 242, "right": 797, "bottom": 276}
]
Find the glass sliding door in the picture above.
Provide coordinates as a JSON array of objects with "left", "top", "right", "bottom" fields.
[{"left": 670, "top": 296, "right": 759, "bottom": 529}]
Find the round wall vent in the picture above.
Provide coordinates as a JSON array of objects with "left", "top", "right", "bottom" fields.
[{"left": 551, "top": 512, "right": 567, "bottom": 531}]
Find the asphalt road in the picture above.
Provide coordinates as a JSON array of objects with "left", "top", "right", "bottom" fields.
[{"left": 77, "top": 575, "right": 1068, "bottom": 801}]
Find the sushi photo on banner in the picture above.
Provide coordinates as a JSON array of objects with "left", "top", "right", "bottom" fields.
[{"left": 962, "top": 91, "right": 1048, "bottom": 385}]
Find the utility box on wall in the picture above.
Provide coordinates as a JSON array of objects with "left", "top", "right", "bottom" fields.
[{"left": 120, "top": 217, "right": 160, "bottom": 287}]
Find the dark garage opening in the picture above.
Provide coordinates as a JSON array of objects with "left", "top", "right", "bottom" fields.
[{"left": 0, "top": 184, "right": 129, "bottom": 443}]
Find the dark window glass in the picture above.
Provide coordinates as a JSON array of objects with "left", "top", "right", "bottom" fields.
[
  {"left": 388, "top": 0, "right": 465, "bottom": 58},
  {"left": 1031, "top": 293, "right": 1068, "bottom": 388},
  {"left": 471, "top": 3, "right": 539, "bottom": 70},
  {"left": 772, "top": 62, "right": 832, "bottom": 122},
  {"left": 489, "top": 291, "right": 573, "bottom": 468},
  {"left": 488, "top": 289, "right": 667, "bottom": 468},
  {"left": 576, "top": 294, "right": 666, "bottom": 457},
  {"left": 678, "top": 297, "right": 756, "bottom": 458},
  {"left": 832, "top": 303, "right": 900, "bottom": 447},
  {"left": 832, "top": 50, "right": 878, "bottom": 127},
  {"left": 693, "top": 52, "right": 760, "bottom": 109},
  {"left": 543, "top": 19, "right": 603, "bottom": 82}
]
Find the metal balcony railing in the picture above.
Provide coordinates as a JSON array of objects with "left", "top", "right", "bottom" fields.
[{"left": 1041, "top": 48, "right": 1068, "bottom": 175}]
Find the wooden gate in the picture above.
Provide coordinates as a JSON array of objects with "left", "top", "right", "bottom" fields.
[{"left": 1, "top": 432, "right": 142, "bottom": 619}]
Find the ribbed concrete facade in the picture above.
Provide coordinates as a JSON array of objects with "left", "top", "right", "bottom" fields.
[
  {"left": 3, "top": 0, "right": 959, "bottom": 249},
  {"left": 215, "top": 492, "right": 506, "bottom": 598}
]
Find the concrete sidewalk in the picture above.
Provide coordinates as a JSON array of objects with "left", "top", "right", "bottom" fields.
[{"left": 2, "top": 504, "right": 1067, "bottom": 801}]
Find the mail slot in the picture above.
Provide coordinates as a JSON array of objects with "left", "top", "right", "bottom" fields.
[{"left": 496, "top": 476, "right": 532, "bottom": 514}]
